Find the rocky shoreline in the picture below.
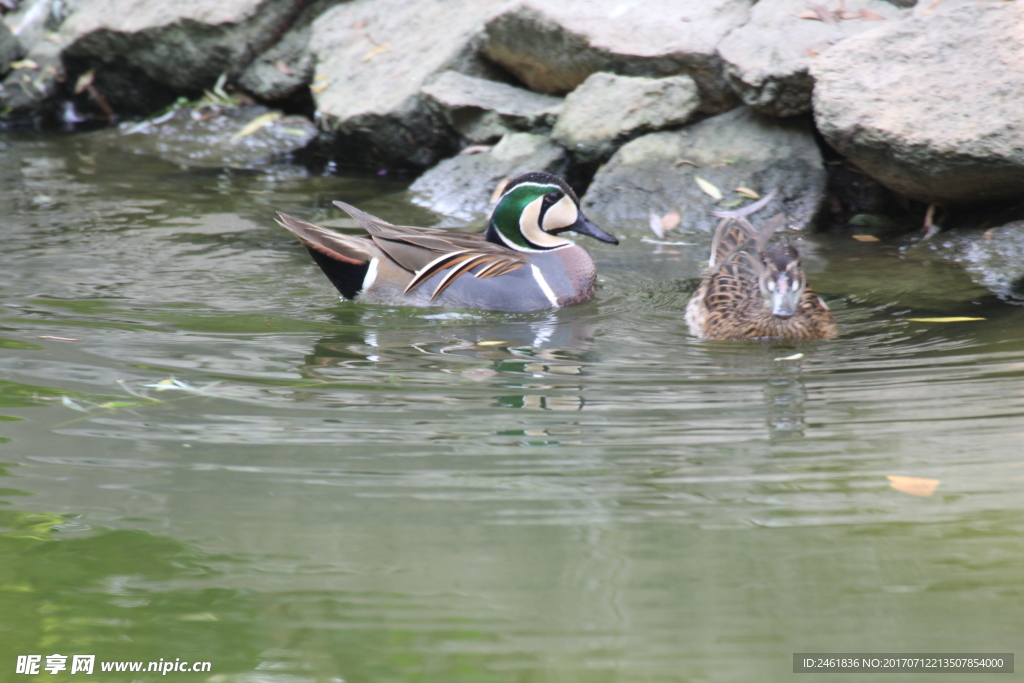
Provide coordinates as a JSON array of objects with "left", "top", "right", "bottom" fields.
[{"left": 2, "top": 0, "right": 1023, "bottom": 302}]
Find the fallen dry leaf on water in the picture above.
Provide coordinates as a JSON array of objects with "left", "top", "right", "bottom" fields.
[
  {"left": 887, "top": 475, "right": 940, "bottom": 497},
  {"left": 735, "top": 186, "right": 760, "bottom": 200},
  {"left": 694, "top": 176, "right": 723, "bottom": 200},
  {"left": 231, "top": 111, "right": 282, "bottom": 141},
  {"left": 851, "top": 234, "right": 880, "bottom": 242},
  {"left": 362, "top": 44, "right": 390, "bottom": 61},
  {"left": 39, "top": 336, "right": 79, "bottom": 342},
  {"left": 906, "top": 317, "right": 985, "bottom": 323},
  {"left": 648, "top": 210, "right": 666, "bottom": 238},
  {"left": 774, "top": 353, "right": 804, "bottom": 361},
  {"left": 462, "top": 368, "right": 498, "bottom": 382},
  {"left": 674, "top": 159, "right": 699, "bottom": 168},
  {"left": 661, "top": 210, "right": 681, "bottom": 232}
]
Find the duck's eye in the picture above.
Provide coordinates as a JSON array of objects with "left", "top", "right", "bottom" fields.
[{"left": 544, "top": 191, "right": 561, "bottom": 205}]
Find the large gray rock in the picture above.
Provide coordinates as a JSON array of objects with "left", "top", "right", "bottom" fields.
[
  {"left": 0, "top": 39, "right": 61, "bottom": 121},
  {"left": 90, "top": 104, "right": 318, "bottom": 169},
  {"left": 238, "top": 24, "right": 314, "bottom": 102},
  {"left": 481, "top": 0, "right": 751, "bottom": 113},
  {"left": 583, "top": 106, "right": 826, "bottom": 235},
  {"left": 0, "top": 22, "right": 23, "bottom": 76},
  {"left": 309, "top": 0, "right": 510, "bottom": 169},
  {"left": 812, "top": 1, "right": 1024, "bottom": 204},
  {"left": 60, "top": 0, "right": 305, "bottom": 115},
  {"left": 929, "top": 222, "right": 1024, "bottom": 303},
  {"left": 719, "top": 0, "right": 908, "bottom": 117},
  {"left": 552, "top": 72, "right": 700, "bottom": 165},
  {"left": 408, "top": 132, "right": 568, "bottom": 220},
  {"left": 421, "top": 70, "right": 562, "bottom": 144},
  {"left": 4, "top": 0, "right": 81, "bottom": 54}
]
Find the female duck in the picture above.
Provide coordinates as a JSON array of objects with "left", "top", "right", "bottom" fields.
[
  {"left": 685, "top": 216, "right": 838, "bottom": 341},
  {"left": 277, "top": 172, "right": 618, "bottom": 312}
]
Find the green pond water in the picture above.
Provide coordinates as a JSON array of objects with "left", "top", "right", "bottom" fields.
[{"left": 1, "top": 132, "right": 1022, "bottom": 682}]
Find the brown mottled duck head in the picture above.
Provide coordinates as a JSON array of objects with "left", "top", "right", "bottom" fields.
[{"left": 758, "top": 243, "right": 806, "bottom": 319}]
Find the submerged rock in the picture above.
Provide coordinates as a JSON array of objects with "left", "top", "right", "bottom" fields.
[
  {"left": 90, "top": 103, "right": 317, "bottom": 169},
  {"left": 930, "top": 223, "right": 1024, "bottom": 303},
  {"left": 481, "top": 0, "right": 750, "bottom": 113},
  {"left": 812, "top": 1, "right": 1024, "bottom": 204},
  {"left": 308, "top": 0, "right": 509, "bottom": 169},
  {"left": 719, "top": 0, "right": 908, "bottom": 117},
  {"left": 408, "top": 132, "right": 568, "bottom": 220},
  {"left": 583, "top": 106, "right": 825, "bottom": 235},
  {"left": 60, "top": 0, "right": 306, "bottom": 115},
  {"left": 551, "top": 72, "right": 699, "bottom": 165},
  {"left": 421, "top": 70, "right": 562, "bottom": 145}
]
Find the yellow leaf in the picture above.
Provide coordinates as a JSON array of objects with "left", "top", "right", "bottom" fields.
[
  {"left": 661, "top": 210, "right": 681, "bottom": 232},
  {"left": 476, "top": 340, "right": 508, "bottom": 346},
  {"left": 310, "top": 75, "right": 329, "bottom": 94},
  {"left": 887, "top": 475, "right": 940, "bottom": 497},
  {"left": 694, "top": 176, "right": 722, "bottom": 200},
  {"left": 852, "top": 234, "right": 880, "bottom": 242},
  {"left": 9, "top": 59, "right": 39, "bottom": 70},
  {"left": 362, "top": 44, "right": 390, "bottom": 61},
  {"left": 735, "top": 186, "right": 760, "bottom": 199},
  {"left": 906, "top": 317, "right": 985, "bottom": 323},
  {"left": 74, "top": 68, "right": 96, "bottom": 94},
  {"left": 230, "top": 111, "right": 282, "bottom": 141},
  {"left": 774, "top": 353, "right": 804, "bottom": 361}
]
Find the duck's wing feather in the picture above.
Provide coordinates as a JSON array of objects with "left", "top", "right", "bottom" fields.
[
  {"left": 707, "top": 215, "right": 786, "bottom": 276},
  {"left": 332, "top": 201, "right": 527, "bottom": 298},
  {"left": 708, "top": 217, "right": 758, "bottom": 272},
  {"left": 276, "top": 212, "right": 372, "bottom": 264}
]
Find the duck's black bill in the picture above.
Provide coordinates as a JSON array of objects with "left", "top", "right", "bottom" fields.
[{"left": 563, "top": 214, "right": 619, "bottom": 245}]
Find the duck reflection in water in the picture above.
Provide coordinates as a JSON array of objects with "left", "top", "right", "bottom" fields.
[{"left": 297, "top": 310, "right": 598, "bottom": 416}]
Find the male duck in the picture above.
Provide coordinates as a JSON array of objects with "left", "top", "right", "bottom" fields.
[
  {"left": 277, "top": 172, "right": 618, "bottom": 312},
  {"left": 685, "top": 216, "right": 838, "bottom": 341}
]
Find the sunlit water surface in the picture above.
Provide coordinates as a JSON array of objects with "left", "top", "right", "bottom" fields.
[{"left": 1, "top": 132, "right": 1022, "bottom": 682}]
